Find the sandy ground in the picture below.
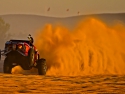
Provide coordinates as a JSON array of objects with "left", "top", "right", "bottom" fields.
[
  {"left": 0, "top": 74, "right": 125, "bottom": 93},
  {"left": 0, "top": 61, "right": 125, "bottom": 93}
]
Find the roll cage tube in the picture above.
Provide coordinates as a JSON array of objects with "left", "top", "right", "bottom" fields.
[{"left": 0, "top": 49, "right": 6, "bottom": 60}]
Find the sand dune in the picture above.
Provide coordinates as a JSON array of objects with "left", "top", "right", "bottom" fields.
[{"left": 1, "top": 13, "right": 125, "bottom": 36}]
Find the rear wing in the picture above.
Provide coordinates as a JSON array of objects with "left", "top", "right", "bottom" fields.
[{"left": 9, "top": 40, "right": 30, "bottom": 44}]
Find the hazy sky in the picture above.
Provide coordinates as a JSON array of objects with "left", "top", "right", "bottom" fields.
[{"left": 0, "top": 0, "right": 125, "bottom": 17}]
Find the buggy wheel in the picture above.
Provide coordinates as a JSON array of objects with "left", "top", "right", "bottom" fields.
[
  {"left": 28, "top": 48, "right": 35, "bottom": 67},
  {"left": 3, "top": 57, "right": 12, "bottom": 74},
  {"left": 37, "top": 59, "right": 47, "bottom": 75}
]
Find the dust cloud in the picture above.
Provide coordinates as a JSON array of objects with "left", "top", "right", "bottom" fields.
[
  {"left": 11, "top": 66, "right": 38, "bottom": 75},
  {"left": 34, "top": 17, "right": 125, "bottom": 76}
]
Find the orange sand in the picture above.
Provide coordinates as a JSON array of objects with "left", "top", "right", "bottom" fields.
[{"left": 0, "top": 73, "right": 124, "bottom": 93}]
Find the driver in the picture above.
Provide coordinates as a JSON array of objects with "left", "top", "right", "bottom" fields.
[
  {"left": 28, "top": 34, "right": 34, "bottom": 46},
  {"left": 27, "top": 34, "right": 39, "bottom": 61}
]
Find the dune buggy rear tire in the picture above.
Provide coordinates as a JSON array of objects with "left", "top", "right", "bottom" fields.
[
  {"left": 37, "top": 59, "right": 47, "bottom": 75},
  {"left": 3, "top": 57, "right": 12, "bottom": 74}
]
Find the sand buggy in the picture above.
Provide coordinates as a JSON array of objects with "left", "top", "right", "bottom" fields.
[{"left": 0, "top": 37, "right": 47, "bottom": 75}]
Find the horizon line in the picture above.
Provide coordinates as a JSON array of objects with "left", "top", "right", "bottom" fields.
[{"left": 0, "top": 12, "right": 125, "bottom": 18}]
